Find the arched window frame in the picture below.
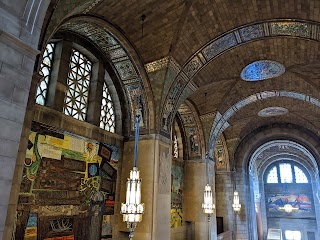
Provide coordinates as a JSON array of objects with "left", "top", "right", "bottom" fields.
[
  {"left": 264, "top": 161, "right": 310, "bottom": 184},
  {"left": 36, "top": 40, "right": 118, "bottom": 134}
]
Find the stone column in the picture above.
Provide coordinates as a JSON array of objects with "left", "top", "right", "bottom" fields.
[
  {"left": 215, "top": 171, "right": 234, "bottom": 233},
  {"left": 46, "top": 41, "right": 72, "bottom": 111},
  {"left": 0, "top": 32, "right": 41, "bottom": 240},
  {"left": 0, "top": 1, "right": 51, "bottom": 239},
  {"left": 87, "top": 62, "right": 104, "bottom": 126},
  {"left": 118, "top": 134, "right": 171, "bottom": 240},
  {"left": 184, "top": 160, "right": 217, "bottom": 240}
]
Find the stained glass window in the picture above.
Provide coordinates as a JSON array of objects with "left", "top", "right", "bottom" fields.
[
  {"left": 64, "top": 49, "right": 92, "bottom": 121},
  {"left": 36, "top": 43, "right": 56, "bottom": 105},
  {"left": 266, "top": 166, "right": 278, "bottom": 183},
  {"left": 279, "top": 163, "right": 293, "bottom": 183},
  {"left": 294, "top": 166, "right": 308, "bottom": 183},
  {"left": 100, "top": 82, "right": 115, "bottom": 132}
]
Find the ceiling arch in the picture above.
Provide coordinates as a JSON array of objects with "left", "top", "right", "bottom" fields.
[
  {"left": 207, "top": 90, "right": 320, "bottom": 159},
  {"left": 161, "top": 19, "right": 320, "bottom": 134}
]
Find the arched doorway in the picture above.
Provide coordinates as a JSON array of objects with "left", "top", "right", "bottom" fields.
[{"left": 248, "top": 140, "right": 320, "bottom": 240}]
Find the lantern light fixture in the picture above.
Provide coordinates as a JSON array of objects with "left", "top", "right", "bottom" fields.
[
  {"left": 120, "top": 14, "right": 146, "bottom": 240},
  {"left": 232, "top": 190, "right": 241, "bottom": 213}
]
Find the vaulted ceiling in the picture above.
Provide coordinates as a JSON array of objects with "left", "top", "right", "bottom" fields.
[{"left": 44, "top": 0, "right": 320, "bottom": 142}]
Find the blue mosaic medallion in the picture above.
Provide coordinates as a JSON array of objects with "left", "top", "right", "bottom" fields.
[
  {"left": 241, "top": 60, "right": 285, "bottom": 81},
  {"left": 258, "top": 107, "right": 288, "bottom": 117}
]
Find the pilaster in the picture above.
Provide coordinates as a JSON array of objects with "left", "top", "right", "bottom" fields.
[{"left": 118, "top": 134, "right": 171, "bottom": 239}]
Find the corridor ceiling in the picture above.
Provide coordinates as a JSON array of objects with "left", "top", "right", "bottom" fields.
[{"left": 44, "top": 0, "right": 320, "bottom": 141}]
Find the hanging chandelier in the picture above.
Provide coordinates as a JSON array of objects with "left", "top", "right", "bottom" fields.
[
  {"left": 120, "top": 14, "right": 146, "bottom": 239},
  {"left": 202, "top": 184, "right": 215, "bottom": 214},
  {"left": 121, "top": 167, "right": 144, "bottom": 238},
  {"left": 232, "top": 190, "right": 241, "bottom": 213},
  {"left": 201, "top": 93, "right": 215, "bottom": 217}
]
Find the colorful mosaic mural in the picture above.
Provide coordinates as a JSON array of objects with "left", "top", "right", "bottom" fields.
[
  {"left": 267, "top": 194, "right": 312, "bottom": 213},
  {"left": 214, "top": 135, "right": 229, "bottom": 171},
  {"left": 171, "top": 162, "right": 183, "bottom": 228},
  {"left": 15, "top": 122, "right": 119, "bottom": 240}
]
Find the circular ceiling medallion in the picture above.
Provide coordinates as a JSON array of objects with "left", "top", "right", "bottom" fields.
[
  {"left": 241, "top": 60, "right": 285, "bottom": 81},
  {"left": 258, "top": 107, "right": 288, "bottom": 117}
]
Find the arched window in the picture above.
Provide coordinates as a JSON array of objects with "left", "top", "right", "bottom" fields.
[
  {"left": 36, "top": 41, "right": 118, "bottom": 133},
  {"left": 265, "top": 161, "right": 309, "bottom": 184},
  {"left": 100, "top": 82, "right": 115, "bottom": 132},
  {"left": 63, "top": 49, "right": 92, "bottom": 121},
  {"left": 36, "top": 43, "right": 56, "bottom": 105},
  {"left": 266, "top": 166, "right": 278, "bottom": 183}
]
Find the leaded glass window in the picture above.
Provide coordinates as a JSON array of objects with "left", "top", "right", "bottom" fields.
[
  {"left": 294, "top": 166, "right": 308, "bottom": 183},
  {"left": 279, "top": 163, "right": 293, "bottom": 183},
  {"left": 266, "top": 166, "right": 278, "bottom": 183},
  {"left": 64, "top": 49, "right": 92, "bottom": 121},
  {"left": 265, "top": 162, "right": 309, "bottom": 184},
  {"left": 36, "top": 43, "right": 56, "bottom": 105},
  {"left": 100, "top": 82, "right": 115, "bottom": 132}
]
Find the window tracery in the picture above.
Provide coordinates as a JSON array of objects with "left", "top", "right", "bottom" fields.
[
  {"left": 63, "top": 49, "right": 92, "bottom": 121},
  {"left": 100, "top": 82, "right": 115, "bottom": 132},
  {"left": 266, "top": 166, "right": 278, "bottom": 183}
]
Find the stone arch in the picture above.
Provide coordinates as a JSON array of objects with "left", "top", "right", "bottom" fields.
[
  {"left": 207, "top": 90, "right": 320, "bottom": 159},
  {"left": 233, "top": 123, "right": 320, "bottom": 240},
  {"left": 177, "top": 100, "right": 206, "bottom": 160},
  {"left": 161, "top": 19, "right": 320, "bottom": 134},
  {"left": 41, "top": 15, "right": 155, "bottom": 132}
]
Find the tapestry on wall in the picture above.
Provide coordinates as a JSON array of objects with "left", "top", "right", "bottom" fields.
[{"left": 171, "top": 162, "right": 183, "bottom": 228}]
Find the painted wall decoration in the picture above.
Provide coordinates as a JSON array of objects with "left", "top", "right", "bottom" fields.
[
  {"left": 159, "top": 145, "right": 171, "bottom": 194},
  {"left": 171, "top": 162, "right": 183, "bottom": 228},
  {"left": 213, "top": 135, "right": 229, "bottom": 170},
  {"left": 267, "top": 194, "right": 312, "bottom": 213},
  {"left": 24, "top": 213, "right": 38, "bottom": 240},
  {"left": 101, "top": 215, "right": 113, "bottom": 238},
  {"left": 186, "top": 127, "right": 200, "bottom": 156},
  {"left": 16, "top": 122, "right": 119, "bottom": 240}
]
